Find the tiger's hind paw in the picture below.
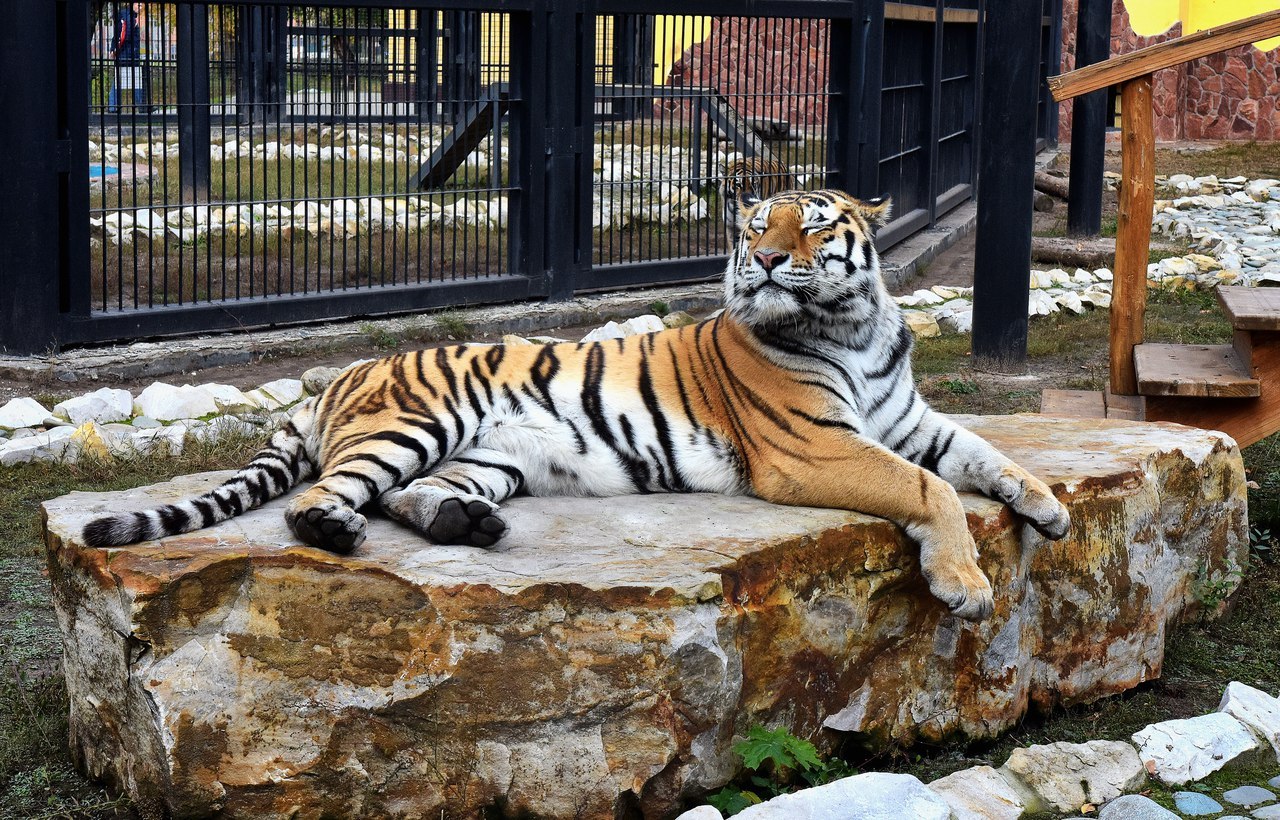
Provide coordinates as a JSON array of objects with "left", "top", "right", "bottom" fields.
[
  {"left": 288, "top": 504, "right": 367, "bottom": 554},
  {"left": 428, "top": 496, "right": 508, "bottom": 548}
]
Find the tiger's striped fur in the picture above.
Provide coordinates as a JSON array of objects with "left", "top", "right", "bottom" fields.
[
  {"left": 720, "top": 155, "right": 798, "bottom": 247},
  {"left": 83, "top": 189, "right": 1069, "bottom": 621}
]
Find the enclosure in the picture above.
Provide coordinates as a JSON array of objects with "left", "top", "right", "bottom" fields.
[{"left": 2, "top": 0, "right": 1060, "bottom": 354}]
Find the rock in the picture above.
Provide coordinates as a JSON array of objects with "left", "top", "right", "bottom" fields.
[
  {"left": 928, "top": 765, "right": 1038, "bottom": 819},
  {"left": 301, "top": 366, "right": 343, "bottom": 395},
  {"left": 1028, "top": 290, "right": 1060, "bottom": 316},
  {"left": 1173, "top": 791, "right": 1222, "bottom": 814},
  {"left": 662, "top": 311, "right": 698, "bottom": 329},
  {"left": 580, "top": 320, "right": 626, "bottom": 342},
  {"left": 53, "top": 388, "right": 133, "bottom": 426},
  {"left": 735, "top": 772, "right": 950, "bottom": 820},
  {"left": 1272, "top": 774, "right": 1280, "bottom": 788},
  {"left": 501, "top": 334, "right": 533, "bottom": 345},
  {"left": 130, "top": 416, "right": 162, "bottom": 429},
  {"left": 1001, "top": 740, "right": 1145, "bottom": 813},
  {"left": 910, "top": 288, "right": 945, "bottom": 305},
  {"left": 901, "top": 310, "right": 941, "bottom": 338},
  {"left": 1098, "top": 794, "right": 1179, "bottom": 820},
  {"left": 134, "top": 383, "right": 219, "bottom": 422},
  {"left": 621, "top": 314, "right": 666, "bottom": 336},
  {"left": 675, "top": 808, "right": 723, "bottom": 820},
  {"left": 120, "top": 426, "right": 186, "bottom": 456},
  {"left": 0, "top": 397, "right": 51, "bottom": 430},
  {"left": 1131, "top": 713, "right": 1264, "bottom": 785},
  {"left": 1219, "top": 682, "right": 1280, "bottom": 760},
  {"left": 0, "top": 425, "right": 76, "bottom": 465},
  {"left": 244, "top": 378, "right": 304, "bottom": 410},
  {"left": 42, "top": 416, "right": 1248, "bottom": 819},
  {"left": 203, "top": 383, "right": 255, "bottom": 413},
  {"left": 1254, "top": 805, "right": 1280, "bottom": 819},
  {"left": 1222, "top": 785, "right": 1275, "bottom": 807}
]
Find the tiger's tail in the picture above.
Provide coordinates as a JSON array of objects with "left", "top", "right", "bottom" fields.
[{"left": 81, "top": 402, "right": 318, "bottom": 548}]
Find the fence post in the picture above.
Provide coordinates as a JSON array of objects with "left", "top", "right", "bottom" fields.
[
  {"left": 824, "top": 11, "right": 861, "bottom": 193},
  {"left": 508, "top": 9, "right": 547, "bottom": 287},
  {"left": 971, "top": 0, "right": 1043, "bottom": 369},
  {"left": 177, "top": 4, "right": 211, "bottom": 203},
  {"left": 1067, "top": 0, "right": 1110, "bottom": 236},
  {"left": 855, "top": 2, "right": 884, "bottom": 199},
  {"left": 543, "top": 0, "right": 590, "bottom": 300},
  {"left": 0, "top": 0, "right": 64, "bottom": 354}
]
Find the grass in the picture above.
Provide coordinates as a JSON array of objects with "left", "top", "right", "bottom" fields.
[{"left": 0, "top": 431, "right": 268, "bottom": 819}]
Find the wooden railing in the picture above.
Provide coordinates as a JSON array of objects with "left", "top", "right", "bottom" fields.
[{"left": 1048, "top": 8, "right": 1280, "bottom": 396}]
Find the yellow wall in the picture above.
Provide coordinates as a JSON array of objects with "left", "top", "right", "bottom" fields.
[
  {"left": 1123, "top": 0, "right": 1280, "bottom": 50},
  {"left": 387, "top": 13, "right": 713, "bottom": 88}
]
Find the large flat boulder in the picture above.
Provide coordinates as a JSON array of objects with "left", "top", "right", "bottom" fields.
[{"left": 42, "top": 415, "right": 1246, "bottom": 819}]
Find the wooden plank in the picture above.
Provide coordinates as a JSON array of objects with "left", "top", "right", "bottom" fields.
[
  {"left": 1217, "top": 286, "right": 1280, "bottom": 332},
  {"left": 1145, "top": 331, "right": 1280, "bottom": 448},
  {"left": 1110, "top": 75, "right": 1155, "bottom": 396},
  {"left": 1040, "top": 389, "right": 1106, "bottom": 418},
  {"left": 884, "top": 5, "right": 980, "bottom": 24},
  {"left": 1049, "top": 8, "right": 1280, "bottom": 101},
  {"left": 1104, "top": 390, "right": 1147, "bottom": 421},
  {"left": 1134, "top": 343, "right": 1260, "bottom": 397}
]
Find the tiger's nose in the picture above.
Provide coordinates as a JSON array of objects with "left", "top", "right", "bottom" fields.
[{"left": 754, "top": 249, "right": 788, "bottom": 272}]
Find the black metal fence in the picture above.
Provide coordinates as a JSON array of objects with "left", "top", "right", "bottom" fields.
[{"left": 1, "top": 0, "right": 1060, "bottom": 354}]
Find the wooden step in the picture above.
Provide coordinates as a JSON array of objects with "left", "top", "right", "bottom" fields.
[
  {"left": 1041, "top": 389, "right": 1146, "bottom": 420},
  {"left": 1134, "top": 343, "right": 1259, "bottom": 398},
  {"left": 1217, "top": 286, "right": 1280, "bottom": 331}
]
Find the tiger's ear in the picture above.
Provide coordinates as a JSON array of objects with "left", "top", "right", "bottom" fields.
[
  {"left": 731, "top": 190, "right": 762, "bottom": 239},
  {"left": 858, "top": 196, "right": 893, "bottom": 226}
]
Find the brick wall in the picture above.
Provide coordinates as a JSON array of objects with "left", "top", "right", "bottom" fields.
[{"left": 1058, "top": 0, "right": 1280, "bottom": 142}]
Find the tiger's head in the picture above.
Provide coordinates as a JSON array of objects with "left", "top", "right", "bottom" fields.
[{"left": 725, "top": 190, "right": 892, "bottom": 334}]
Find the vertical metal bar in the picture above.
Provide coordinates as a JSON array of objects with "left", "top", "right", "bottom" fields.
[
  {"left": 971, "top": 0, "right": 1042, "bottom": 368},
  {"left": 0, "top": 0, "right": 63, "bottom": 352},
  {"left": 1067, "top": 0, "right": 1110, "bottom": 237},
  {"left": 825, "top": 10, "right": 860, "bottom": 193},
  {"left": 857, "top": 1, "right": 884, "bottom": 198},
  {"left": 177, "top": 4, "right": 211, "bottom": 204},
  {"left": 509, "top": 8, "right": 544, "bottom": 287},
  {"left": 543, "top": 0, "right": 585, "bottom": 299},
  {"left": 926, "top": 0, "right": 943, "bottom": 223}
]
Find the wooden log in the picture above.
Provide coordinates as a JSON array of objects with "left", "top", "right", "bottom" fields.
[
  {"left": 1034, "top": 171, "right": 1071, "bottom": 200},
  {"left": 1049, "top": 8, "right": 1280, "bottom": 101},
  {"left": 1110, "top": 74, "right": 1155, "bottom": 396},
  {"left": 1031, "top": 236, "right": 1114, "bottom": 268}
]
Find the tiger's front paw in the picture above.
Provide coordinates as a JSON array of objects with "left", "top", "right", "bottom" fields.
[
  {"left": 287, "top": 503, "right": 367, "bottom": 554},
  {"left": 923, "top": 552, "right": 995, "bottom": 621},
  {"left": 428, "top": 496, "right": 508, "bottom": 548},
  {"left": 996, "top": 472, "right": 1070, "bottom": 540}
]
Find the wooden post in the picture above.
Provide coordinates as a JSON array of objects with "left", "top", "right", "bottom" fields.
[{"left": 1110, "top": 74, "right": 1155, "bottom": 396}]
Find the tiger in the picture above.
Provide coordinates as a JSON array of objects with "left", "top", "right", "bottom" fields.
[
  {"left": 83, "top": 188, "right": 1071, "bottom": 621},
  {"left": 720, "top": 155, "right": 798, "bottom": 248}
]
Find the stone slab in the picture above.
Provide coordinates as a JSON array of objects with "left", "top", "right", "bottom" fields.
[
  {"left": 1132, "top": 712, "right": 1264, "bottom": 785},
  {"left": 42, "top": 415, "right": 1247, "bottom": 819},
  {"left": 1220, "top": 681, "right": 1280, "bottom": 761},
  {"left": 928, "top": 764, "right": 1037, "bottom": 819},
  {"left": 735, "top": 772, "right": 949, "bottom": 820},
  {"left": 1002, "top": 740, "right": 1146, "bottom": 813}
]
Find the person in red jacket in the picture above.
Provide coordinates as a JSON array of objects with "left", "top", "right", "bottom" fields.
[{"left": 108, "top": 3, "right": 145, "bottom": 114}]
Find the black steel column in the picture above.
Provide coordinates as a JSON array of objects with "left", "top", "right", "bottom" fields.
[
  {"left": 825, "top": 10, "right": 861, "bottom": 193},
  {"left": 1067, "top": 0, "right": 1111, "bottom": 236},
  {"left": 971, "top": 0, "right": 1043, "bottom": 368},
  {"left": 415, "top": 10, "right": 439, "bottom": 121},
  {"left": 0, "top": 0, "right": 63, "bottom": 353},
  {"left": 543, "top": 1, "right": 590, "bottom": 300},
  {"left": 855, "top": 2, "right": 884, "bottom": 199},
  {"left": 177, "top": 4, "right": 211, "bottom": 203}
]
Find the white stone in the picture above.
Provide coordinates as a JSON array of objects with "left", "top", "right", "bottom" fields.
[
  {"left": 1047, "top": 268, "right": 1071, "bottom": 285},
  {"left": 0, "top": 397, "right": 52, "bottom": 430},
  {"left": 1056, "top": 291, "right": 1087, "bottom": 314},
  {"left": 1002, "top": 740, "right": 1146, "bottom": 813},
  {"left": 580, "top": 321, "right": 626, "bottom": 342},
  {"left": 134, "top": 383, "right": 219, "bottom": 422},
  {"left": 930, "top": 285, "right": 961, "bottom": 299},
  {"left": 1095, "top": 268, "right": 1114, "bottom": 281},
  {"left": 53, "top": 388, "right": 133, "bottom": 426},
  {"left": 736, "top": 772, "right": 951, "bottom": 820},
  {"left": 1218, "top": 681, "right": 1280, "bottom": 761},
  {"left": 119, "top": 426, "right": 187, "bottom": 456},
  {"left": 910, "top": 288, "right": 945, "bottom": 305},
  {"left": 1131, "top": 712, "right": 1263, "bottom": 785},
  {"left": 0, "top": 425, "right": 76, "bottom": 465},
  {"left": 1028, "top": 290, "right": 1060, "bottom": 316},
  {"left": 244, "top": 378, "right": 305, "bottom": 410},
  {"left": 621, "top": 315, "right": 665, "bottom": 336},
  {"left": 1024, "top": 268, "right": 1054, "bottom": 287},
  {"left": 203, "top": 383, "right": 256, "bottom": 412},
  {"left": 674, "top": 808, "right": 724, "bottom": 820},
  {"left": 928, "top": 765, "right": 1037, "bottom": 820},
  {"left": 302, "top": 367, "right": 343, "bottom": 395},
  {"left": 1073, "top": 268, "right": 1095, "bottom": 284}
]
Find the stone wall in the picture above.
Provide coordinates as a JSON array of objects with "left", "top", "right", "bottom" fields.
[{"left": 1058, "top": 0, "right": 1280, "bottom": 142}]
